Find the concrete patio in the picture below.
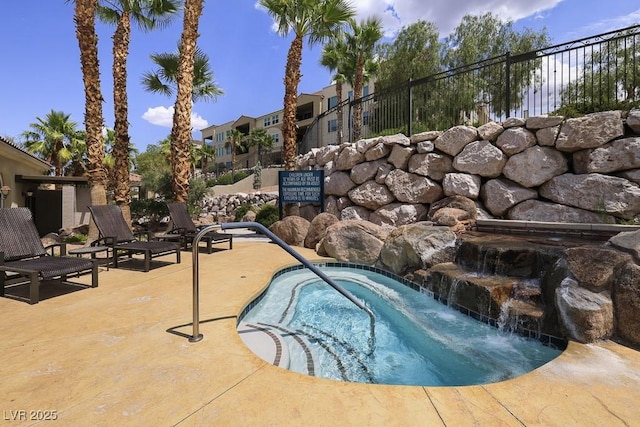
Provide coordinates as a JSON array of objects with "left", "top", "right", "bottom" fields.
[{"left": 1, "top": 239, "right": 640, "bottom": 426}]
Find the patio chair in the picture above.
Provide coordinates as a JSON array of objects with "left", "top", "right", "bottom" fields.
[
  {"left": 163, "top": 202, "right": 233, "bottom": 253},
  {"left": 88, "top": 205, "right": 180, "bottom": 272},
  {"left": 0, "top": 207, "right": 98, "bottom": 304}
]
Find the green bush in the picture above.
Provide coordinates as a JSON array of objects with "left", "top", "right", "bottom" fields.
[
  {"left": 63, "top": 234, "right": 87, "bottom": 243},
  {"left": 131, "top": 199, "right": 168, "bottom": 224},
  {"left": 255, "top": 204, "right": 279, "bottom": 228},
  {"left": 188, "top": 177, "right": 208, "bottom": 210},
  {"left": 234, "top": 203, "right": 256, "bottom": 222}
]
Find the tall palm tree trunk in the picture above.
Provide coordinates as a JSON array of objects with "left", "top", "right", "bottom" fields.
[
  {"left": 74, "top": 0, "right": 107, "bottom": 244},
  {"left": 282, "top": 35, "right": 303, "bottom": 216},
  {"left": 282, "top": 35, "right": 303, "bottom": 171},
  {"left": 171, "top": 0, "right": 204, "bottom": 202},
  {"left": 113, "top": 11, "right": 132, "bottom": 225},
  {"left": 336, "top": 81, "right": 343, "bottom": 145},
  {"left": 352, "top": 55, "right": 365, "bottom": 142}
]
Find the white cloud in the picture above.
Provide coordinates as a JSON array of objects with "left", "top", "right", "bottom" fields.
[
  {"left": 142, "top": 106, "right": 209, "bottom": 131},
  {"left": 350, "top": 0, "right": 563, "bottom": 37}
]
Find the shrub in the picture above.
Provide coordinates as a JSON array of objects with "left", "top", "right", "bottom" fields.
[
  {"left": 130, "top": 199, "right": 168, "bottom": 225},
  {"left": 234, "top": 203, "right": 256, "bottom": 222},
  {"left": 255, "top": 204, "right": 279, "bottom": 228},
  {"left": 63, "top": 234, "right": 87, "bottom": 243}
]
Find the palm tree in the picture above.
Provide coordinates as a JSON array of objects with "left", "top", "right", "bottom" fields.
[
  {"left": 248, "top": 128, "right": 275, "bottom": 166},
  {"left": 22, "top": 110, "right": 81, "bottom": 177},
  {"left": 73, "top": 0, "right": 107, "bottom": 243},
  {"left": 320, "top": 36, "right": 348, "bottom": 144},
  {"left": 142, "top": 47, "right": 223, "bottom": 102},
  {"left": 259, "top": 0, "right": 354, "bottom": 171},
  {"left": 344, "top": 17, "right": 383, "bottom": 142},
  {"left": 98, "top": 0, "right": 180, "bottom": 224},
  {"left": 195, "top": 142, "right": 216, "bottom": 175},
  {"left": 225, "top": 129, "right": 244, "bottom": 179},
  {"left": 170, "top": 0, "right": 205, "bottom": 202}
]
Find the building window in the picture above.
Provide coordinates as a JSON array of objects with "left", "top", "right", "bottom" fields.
[
  {"left": 272, "top": 133, "right": 280, "bottom": 143},
  {"left": 215, "top": 133, "right": 224, "bottom": 142},
  {"left": 363, "top": 85, "right": 369, "bottom": 97},
  {"left": 327, "top": 96, "right": 338, "bottom": 109},
  {"left": 272, "top": 114, "right": 280, "bottom": 124},
  {"left": 328, "top": 119, "right": 337, "bottom": 133},
  {"left": 264, "top": 116, "right": 271, "bottom": 126},
  {"left": 348, "top": 90, "right": 353, "bottom": 99}
]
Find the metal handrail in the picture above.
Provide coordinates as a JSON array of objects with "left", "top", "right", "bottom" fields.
[{"left": 189, "top": 221, "right": 376, "bottom": 353}]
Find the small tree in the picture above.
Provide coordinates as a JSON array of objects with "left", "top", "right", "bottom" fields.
[{"left": 253, "top": 161, "right": 262, "bottom": 190}]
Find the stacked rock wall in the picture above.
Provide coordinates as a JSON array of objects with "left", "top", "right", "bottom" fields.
[
  {"left": 200, "top": 192, "right": 278, "bottom": 222},
  {"left": 296, "top": 110, "right": 640, "bottom": 226}
]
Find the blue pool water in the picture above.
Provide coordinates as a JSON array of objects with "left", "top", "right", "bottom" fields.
[{"left": 241, "top": 265, "right": 563, "bottom": 386}]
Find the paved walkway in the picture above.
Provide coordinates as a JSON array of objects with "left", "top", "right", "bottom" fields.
[{"left": 1, "top": 241, "right": 640, "bottom": 426}]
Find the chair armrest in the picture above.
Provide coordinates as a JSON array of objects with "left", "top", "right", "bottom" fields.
[
  {"left": 44, "top": 242, "right": 67, "bottom": 256},
  {"left": 93, "top": 236, "right": 117, "bottom": 248}
]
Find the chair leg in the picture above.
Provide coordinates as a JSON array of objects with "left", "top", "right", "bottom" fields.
[
  {"left": 0, "top": 271, "right": 5, "bottom": 297},
  {"left": 176, "top": 247, "right": 181, "bottom": 264},
  {"left": 229, "top": 236, "right": 233, "bottom": 250},
  {"left": 91, "top": 262, "right": 98, "bottom": 288},
  {"left": 29, "top": 272, "right": 39, "bottom": 304},
  {"left": 144, "top": 251, "right": 151, "bottom": 272},
  {"left": 207, "top": 239, "right": 212, "bottom": 254}
]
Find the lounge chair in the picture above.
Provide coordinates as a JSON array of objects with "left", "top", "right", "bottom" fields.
[
  {"left": 88, "top": 205, "right": 180, "bottom": 272},
  {"left": 0, "top": 207, "right": 98, "bottom": 304},
  {"left": 163, "top": 202, "right": 233, "bottom": 253}
]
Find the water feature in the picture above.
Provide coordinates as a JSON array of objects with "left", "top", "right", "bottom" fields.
[{"left": 240, "top": 264, "right": 564, "bottom": 386}]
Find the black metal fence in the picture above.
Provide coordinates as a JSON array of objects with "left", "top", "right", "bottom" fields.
[{"left": 301, "top": 24, "right": 640, "bottom": 153}]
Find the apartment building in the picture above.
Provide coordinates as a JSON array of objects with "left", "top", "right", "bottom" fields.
[{"left": 201, "top": 80, "right": 374, "bottom": 172}]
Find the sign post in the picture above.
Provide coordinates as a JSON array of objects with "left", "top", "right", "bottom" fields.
[{"left": 278, "top": 170, "right": 325, "bottom": 219}]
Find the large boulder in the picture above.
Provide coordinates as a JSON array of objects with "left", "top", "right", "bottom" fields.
[
  {"left": 555, "top": 280, "right": 614, "bottom": 343},
  {"left": 340, "top": 206, "right": 371, "bottom": 221},
  {"left": 408, "top": 152, "right": 454, "bottom": 181},
  {"left": 495, "top": 127, "right": 537, "bottom": 156},
  {"left": 269, "top": 216, "right": 311, "bottom": 247},
  {"left": 502, "top": 146, "right": 568, "bottom": 188},
  {"left": 556, "top": 111, "right": 625, "bottom": 152},
  {"left": 322, "top": 220, "right": 390, "bottom": 265},
  {"left": 348, "top": 180, "right": 396, "bottom": 210},
  {"left": 324, "top": 171, "right": 356, "bottom": 196},
  {"left": 335, "top": 145, "right": 365, "bottom": 170},
  {"left": 369, "top": 203, "right": 428, "bottom": 228},
  {"left": 539, "top": 173, "right": 640, "bottom": 219},
  {"left": 350, "top": 159, "right": 387, "bottom": 185},
  {"left": 387, "top": 144, "right": 415, "bottom": 169},
  {"left": 608, "top": 229, "right": 640, "bottom": 260},
  {"left": 565, "top": 247, "right": 630, "bottom": 291},
  {"left": 304, "top": 212, "right": 339, "bottom": 249},
  {"left": 613, "top": 261, "right": 640, "bottom": 345},
  {"left": 585, "top": 137, "right": 640, "bottom": 173},
  {"left": 379, "top": 223, "right": 457, "bottom": 274},
  {"left": 385, "top": 169, "right": 443, "bottom": 203},
  {"left": 434, "top": 125, "right": 478, "bottom": 156},
  {"left": 526, "top": 115, "right": 564, "bottom": 129},
  {"left": 442, "top": 173, "right": 481, "bottom": 199},
  {"left": 507, "top": 200, "right": 616, "bottom": 224},
  {"left": 481, "top": 178, "right": 538, "bottom": 217},
  {"left": 453, "top": 140, "right": 507, "bottom": 178}
]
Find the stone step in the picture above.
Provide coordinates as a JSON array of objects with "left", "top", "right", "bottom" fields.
[
  {"left": 455, "top": 233, "right": 565, "bottom": 279},
  {"left": 424, "top": 262, "right": 542, "bottom": 319}
]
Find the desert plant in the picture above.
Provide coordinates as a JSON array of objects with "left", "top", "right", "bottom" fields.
[
  {"left": 255, "top": 204, "right": 279, "bottom": 228},
  {"left": 235, "top": 203, "right": 257, "bottom": 222}
]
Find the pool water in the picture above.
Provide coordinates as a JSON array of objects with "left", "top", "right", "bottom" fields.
[{"left": 241, "top": 265, "right": 563, "bottom": 386}]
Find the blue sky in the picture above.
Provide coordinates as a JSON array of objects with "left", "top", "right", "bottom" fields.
[{"left": 1, "top": 0, "right": 639, "bottom": 153}]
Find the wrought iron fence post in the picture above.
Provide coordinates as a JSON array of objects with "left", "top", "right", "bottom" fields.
[
  {"left": 505, "top": 51, "right": 511, "bottom": 118},
  {"left": 348, "top": 100, "right": 353, "bottom": 143},
  {"left": 407, "top": 78, "right": 413, "bottom": 137}
]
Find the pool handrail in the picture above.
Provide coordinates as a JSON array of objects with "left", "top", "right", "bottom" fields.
[{"left": 189, "top": 221, "right": 376, "bottom": 345}]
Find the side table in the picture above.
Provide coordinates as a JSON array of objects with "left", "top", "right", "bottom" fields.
[{"left": 68, "top": 246, "right": 111, "bottom": 270}]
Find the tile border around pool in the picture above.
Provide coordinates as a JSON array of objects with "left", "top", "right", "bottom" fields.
[{"left": 238, "top": 262, "right": 567, "bottom": 351}]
